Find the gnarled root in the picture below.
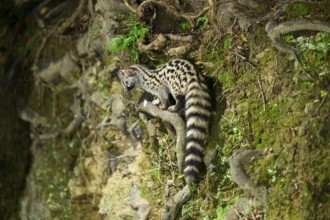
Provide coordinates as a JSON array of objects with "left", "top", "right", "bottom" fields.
[
  {"left": 130, "top": 184, "right": 151, "bottom": 220},
  {"left": 266, "top": 19, "right": 330, "bottom": 58},
  {"left": 161, "top": 185, "right": 191, "bottom": 220},
  {"left": 137, "top": 100, "right": 185, "bottom": 171},
  {"left": 223, "top": 149, "right": 267, "bottom": 219}
]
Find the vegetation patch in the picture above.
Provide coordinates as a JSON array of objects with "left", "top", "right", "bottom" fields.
[
  {"left": 285, "top": 2, "right": 330, "bottom": 20},
  {"left": 107, "top": 13, "right": 149, "bottom": 62}
]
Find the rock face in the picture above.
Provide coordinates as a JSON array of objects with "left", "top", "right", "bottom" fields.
[{"left": 16, "top": 0, "right": 145, "bottom": 219}]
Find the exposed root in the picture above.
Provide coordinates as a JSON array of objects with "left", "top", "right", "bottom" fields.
[
  {"left": 137, "top": 100, "right": 185, "bottom": 171},
  {"left": 138, "top": 33, "right": 196, "bottom": 58},
  {"left": 62, "top": 100, "right": 93, "bottom": 137},
  {"left": 17, "top": 99, "right": 48, "bottom": 127},
  {"left": 136, "top": 0, "right": 209, "bottom": 33},
  {"left": 224, "top": 149, "right": 267, "bottom": 219},
  {"left": 216, "top": 1, "right": 256, "bottom": 32},
  {"left": 165, "top": 34, "right": 194, "bottom": 42},
  {"left": 227, "top": 149, "right": 267, "bottom": 204},
  {"left": 161, "top": 185, "right": 191, "bottom": 220},
  {"left": 36, "top": 54, "right": 79, "bottom": 86},
  {"left": 265, "top": 19, "right": 330, "bottom": 60},
  {"left": 32, "top": 0, "right": 87, "bottom": 72},
  {"left": 166, "top": 45, "right": 191, "bottom": 57},
  {"left": 139, "top": 112, "right": 159, "bottom": 152},
  {"left": 129, "top": 184, "right": 151, "bottom": 220},
  {"left": 137, "top": 34, "right": 167, "bottom": 53},
  {"left": 95, "top": 93, "right": 130, "bottom": 136},
  {"left": 122, "top": 0, "right": 136, "bottom": 13}
]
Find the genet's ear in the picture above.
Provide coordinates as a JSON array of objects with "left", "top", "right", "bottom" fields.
[{"left": 122, "top": 68, "right": 136, "bottom": 77}]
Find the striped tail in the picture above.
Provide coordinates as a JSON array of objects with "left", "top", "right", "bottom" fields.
[{"left": 184, "top": 77, "right": 211, "bottom": 185}]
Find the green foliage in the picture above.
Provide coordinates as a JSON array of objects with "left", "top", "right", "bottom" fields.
[
  {"left": 222, "top": 35, "right": 231, "bottom": 51},
  {"left": 285, "top": 2, "right": 330, "bottom": 20},
  {"left": 180, "top": 22, "right": 190, "bottom": 30},
  {"left": 293, "top": 32, "right": 330, "bottom": 53},
  {"left": 290, "top": 3, "right": 310, "bottom": 17},
  {"left": 320, "top": 89, "right": 327, "bottom": 98},
  {"left": 215, "top": 196, "right": 239, "bottom": 220},
  {"left": 205, "top": 35, "right": 233, "bottom": 88},
  {"left": 297, "top": 81, "right": 314, "bottom": 90},
  {"left": 282, "top": 34, "right": 294, "bottom": 43},
  {"left": 217, "top": 69, "right": 233, "bottom": 89},
  {"left": 284, "top": 32, "right": 330, "bottom": 82},
  {"left": 196, "top": 16, "right": 209, "bottom": 30},
  {"left": 293, "top": 33, "right": 330, "bottom": 78},
  {"left": 254, "top": 27, "right": 267, "bottom": 42},
  {"left": 107, "top": 14, "right": 149, "bottom": 61}
]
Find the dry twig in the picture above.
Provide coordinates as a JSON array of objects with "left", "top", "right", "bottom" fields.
[{"left": 257, "top": 75, "right": 266, "bottom": 111}]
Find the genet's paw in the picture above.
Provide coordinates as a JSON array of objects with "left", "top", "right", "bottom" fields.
[
  {"left": 152, "top": 98, "right": 160, "bottom": 106},
  {"left": 168, "top": 105, "right": 176, "bottom": 112},
  {"left": 159, "top": 104, "right": 168, "bottom": 110}
]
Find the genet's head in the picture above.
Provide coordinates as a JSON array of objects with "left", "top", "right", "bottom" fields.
[{"left": 119, "top": 67, "right": 139, "bottom": 92}]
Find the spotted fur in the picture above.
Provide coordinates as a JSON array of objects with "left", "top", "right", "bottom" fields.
[{"left": 120, "top": 59, "right": 211, "bottom": 184}]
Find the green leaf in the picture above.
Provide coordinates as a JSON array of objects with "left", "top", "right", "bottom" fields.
[
  {"left": 196, "top": 16, "right": 209, "bottom": 30},
  {"left": 320, "top": 90, "right": 327, "bottom": 98},
  {"left": 106, "top": 13, "right": 149, "bottom": 62}
]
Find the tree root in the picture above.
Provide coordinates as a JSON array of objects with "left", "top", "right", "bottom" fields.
[
  {"left": 95, "top": 93, "right": 132, "bottom": 137},
  {"left": 161, "top": 185, "right": 191, "bottom": 220},
  {"left": 16, "top": 99, "right": 48, "bottom": 127},
  {"left": 138, "top": 33, "right": 197, "bottom": 59},
  {"left": 216, "top": 1, "right": 257, "bottom": 32},
  {"left": 137, "top": 100, "right": 185, "bottom": 172},
  {"left": 137, "top": 0, "right": 208, "bottom": 27},
  {"left": 266, "top": 19, "right": 330, "bottom": 59},
  {"left": 224, "top": 149, "right": 267, "bottom": 219},
  {"left": 36, "top": 54, "right": 79, "bottom": 86},
  {"left": 130, "top": 184, "right": 151, "bottom": 220},
  {"left": 32, "top": 0, "right": 87, "bottom": 72},
  {"left": 62, "top": 100, "right": 94, "bottom": 137}
]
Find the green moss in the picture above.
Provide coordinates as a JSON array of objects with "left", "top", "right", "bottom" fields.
[
  {"left": 285, "top": 2, "right": 330, "bottom": 20},
  {"left": 37, "top": 138, "right": 79, "bottom": 219},
  {"left": 285, "top": 32, "right": 330, "bottom": 89},
  {"left": 258, "top": 48, "right": 276, "bottom": 65},
  {"left": 255, "top": 26, "right": 267, "bottom": 43},
  {"left": 140, "top": 181, "right": 162, "bottom": 203},
  {"left": 253, "top": 3, "right": 273, "bottom": 17},
  {"left": 180, "top": 22, "right": 190, "bottom": 30},
  {"left": 204, "top": 35, "right": 234, "bottom": 89},
  {"left": 287, "top": 3, "right": 310, "bottom": 17},
  {"left": 217, "top": 69, "right": 233, "bottom": 90}
]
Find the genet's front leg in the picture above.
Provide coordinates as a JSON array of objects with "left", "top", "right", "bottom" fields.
[{"left": 158, "top": 85, "right": 171, "bottom": 110}]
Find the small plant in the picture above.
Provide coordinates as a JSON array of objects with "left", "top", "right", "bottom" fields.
[
  {"left": 292, "top": 33, "right": 329, "bottom": 78},
  {"left": 196, "top": 16, "right": 209, "bottom": 30},
  {"left": 215, "top": 196, "right": 239, "bottom": 220},
  {"left": 283, "top": 34, "right": 295, "bottom": 43},
  {"left": 107, "top": 14, "right": 149, "bottom": 61},
  {"left": 290, "top": 2, "right": 310, "bottom": 17},
  {"left": 180, "top": 22, "right": 190, "bottom": 30}
]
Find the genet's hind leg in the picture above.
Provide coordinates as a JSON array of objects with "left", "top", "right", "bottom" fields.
[{"left": 168, "top": 94, "right": 185, "bottom": 112}]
